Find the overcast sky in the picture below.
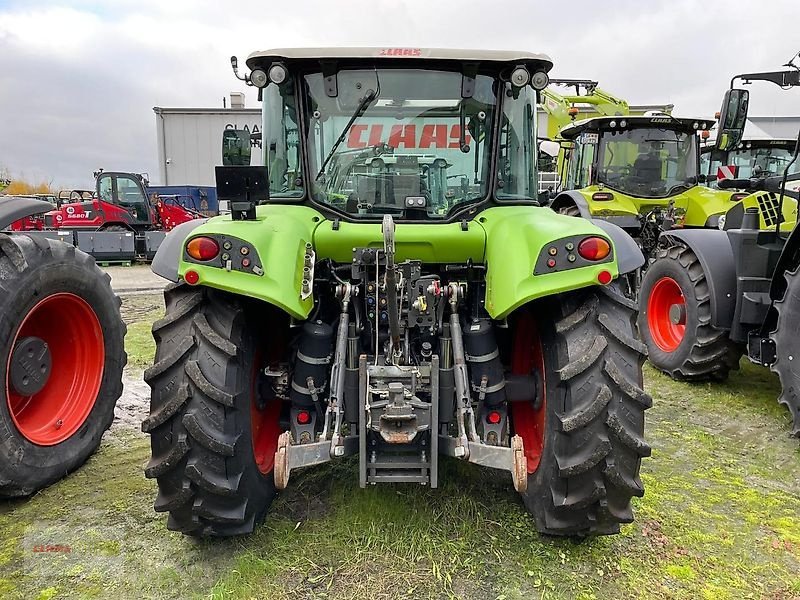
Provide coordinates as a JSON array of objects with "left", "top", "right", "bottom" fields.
[{"left": 2, "top": 0, "right": 799, "bottom": 188}]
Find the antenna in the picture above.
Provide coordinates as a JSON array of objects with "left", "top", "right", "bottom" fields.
[{"left": 783, "top": 51, "right": 800, "bottom": 71}]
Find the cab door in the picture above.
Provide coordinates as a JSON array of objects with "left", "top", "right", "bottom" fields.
[{"left": 96, "top": 173, "right": 152, "bottom": 226}]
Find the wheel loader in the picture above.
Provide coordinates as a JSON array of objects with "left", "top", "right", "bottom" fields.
[
  {"left": 143, "top": 48, "right": 651, "bottom": 538},
  {"left": 0, "top": 197, "right": 126, "bottom": 496},
  {"left": 638, "top": 53, "right": 800, "bottom": 437}
]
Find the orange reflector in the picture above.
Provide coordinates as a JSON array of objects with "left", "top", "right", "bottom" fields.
[
  {"left": 297, "top": 410, "right": 311, "bottom": 425},
  {"left": 578, "top": 237, "right": 611, "bottom": 261},
  {"left": 184, "top": 270, "right": 200, "bottom": 285},
  {"left": 701, "top": 130, "right": 710, "bottom": 140},
  {"left": 487, "top": 410, "right": 501, "bottom": 424},
  {"left": 591, "top": 192, "right": 614, "bottom": 201},
  {"left": 186, "top": 236, "right": 220, "bottom": 261},
  {"left": 597, "top": 270, "right": 613, "bottom": 285}
]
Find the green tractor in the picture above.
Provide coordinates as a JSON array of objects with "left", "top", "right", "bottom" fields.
[
  {"left": 143, "top": 48, "right": 650, "bottom": 538},
  {"left": 637, "top": 57, "right": 800, "bottom": 436},
  {"left": 549, "top": 115, "right": 738, "bottom": 258}
]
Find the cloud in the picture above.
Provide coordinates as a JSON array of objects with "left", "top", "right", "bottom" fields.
[{"left": 1, "top": 0, "right": 799, "bottom": 187}]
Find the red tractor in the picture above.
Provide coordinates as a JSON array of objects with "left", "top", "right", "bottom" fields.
[{"left": 10, "top": 171, "right": 202, "bottom": 261}]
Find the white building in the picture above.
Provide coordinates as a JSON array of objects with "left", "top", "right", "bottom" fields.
[
  {"left": 745, "top": 116, "right": 800, "bottom": 141},
  {"left": 154, "top": 93, "right": 260, "bottom": 186}
]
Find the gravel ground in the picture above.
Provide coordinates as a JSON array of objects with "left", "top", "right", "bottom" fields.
[
  {"left": 112, "top": 372, "right": 150, "bottom": 431},
  {"left": 104, "top": 265, "right": 169, "bottom": 295}
]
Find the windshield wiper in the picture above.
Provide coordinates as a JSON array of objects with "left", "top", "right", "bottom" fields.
[
  {"left": 458, "top": 101, "right": 470, "bottom": 153},
  {"left": 315, "top": 89, "right": 377, "bottom": 181}
]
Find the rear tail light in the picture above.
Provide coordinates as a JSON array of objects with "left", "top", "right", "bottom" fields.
[
  {"left": 591, "top": 192, "right": 614, "bottom": 201},
  {"left": 184, "top": 269, "right": 200, "bottom": 285},
  {"left": 186, "top": 236, "right": 220, "bottom": 261},
  {"left": 578, "top": 237, "right": 611, "bottom": 261},
  {"left": 730, "top": 193, "right": 748, "bottom": 202}
]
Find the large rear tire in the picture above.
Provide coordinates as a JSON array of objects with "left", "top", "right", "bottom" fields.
[
  {"left": 514, "top": 282, "right": 651, "bottom": 536},
  {"left": 0, "top": 233, "right": 125, "bottom": 497},
  {"left": 638, "top": 240, "right": 742, "bottom": 380},
  {"left": 143, "top": 284, "right": 283, "bottom": 536},
  {"left": 770, "top": 265, "right": 800, "bottom": 437}
]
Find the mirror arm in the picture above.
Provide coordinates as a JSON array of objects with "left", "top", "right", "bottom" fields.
[{"left": 731, "top": 70, "right": 800, "bottom": 89}]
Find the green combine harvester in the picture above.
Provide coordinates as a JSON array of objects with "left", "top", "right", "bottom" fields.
[{"left": 143, "top": 47, "right": 651, "bottom": 538}]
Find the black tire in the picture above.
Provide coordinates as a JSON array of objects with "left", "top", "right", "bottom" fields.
[
  {"left": 638, "top": 240, "right": 742, "bottom": 380},
  {"left": 520, "top": 282, "right": 651, "bottom": 536},
  {"left": 0, "top": 233, "right": 125, "bottom": 497},
  {"left": 770, "top": 265, "right": 800, "bottom": 437},
  {"left": 558, "top": 204, "right": 581, "bottom": 217},
  {"left": 143, "top": 283, "right": 281, "bottom": 536}
]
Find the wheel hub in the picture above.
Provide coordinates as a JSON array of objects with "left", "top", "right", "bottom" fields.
[
  {"left": 669, "top": 303, "right": 687, "bottom": 326},
  {"left": 647, "top": 276, "right": 687, "bottom": 353},
  {"left": 9, "top": 337, "right": 52, "bottom": 396}
]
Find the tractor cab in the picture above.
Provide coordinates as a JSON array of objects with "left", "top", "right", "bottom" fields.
[
  {"left": 233, "top": 48, "right": 552, "bottom": 221},
  {"left": 558, "top": 115, "right": 712, "bottom": 198},
  {"left": 551, "top": 115, "right": 738, "bottom": 254},
  {"left": 95, "top": 171, "right": 154, "bottom": 227},
  {"left": 702, "top": 138, "right": 800, "bottom": 191}
]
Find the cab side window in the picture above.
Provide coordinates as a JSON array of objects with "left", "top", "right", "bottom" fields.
[{"left": 98, "top": 175, "right": 113, "bottom": 202}]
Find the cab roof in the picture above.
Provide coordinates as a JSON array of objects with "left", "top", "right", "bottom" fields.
[
  {"left": 246, "top": 47, "right": 553, "bottom": 71},
  {"left": 700, "top": 138, "right": 799, "bottom": 153},
  {"left": 559, "top": 115, "right": 714, "bottom": 140}
]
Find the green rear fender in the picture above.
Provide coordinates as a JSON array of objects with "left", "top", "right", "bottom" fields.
[
  {"left": 580, "top": 187, "right": 640, "bottom": 218},
  {"left": 552, "top": 187, "right": 640, "bottom": 219},
  {"left": 479, "top": 206, "right": 620, "bottom": 319},
  {"left": 682, "top": 186, "right": 739, "bottom": 227},
  {"left": 171, "top": 205, "right": 627, "bottom": 322},
  {"left": 176, "top": 205, "right": 322, "bottom": 319}
]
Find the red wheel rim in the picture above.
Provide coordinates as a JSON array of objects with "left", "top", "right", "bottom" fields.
[
  {"left": 510, "top": 312, "right": 547, "bottom": 474},
  {"left": 647, "top": 276, "right": 686, "bottom": 352},
  {"left": 250, "top": 354, "right": 281, "bottom": 475},
  {"left": 5, "top": 293, "right": 104, "bottom": 446}
]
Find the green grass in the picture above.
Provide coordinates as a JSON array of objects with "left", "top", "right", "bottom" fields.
[
  {"left": 1, "top": 350, "right": 798, "bottom": 598},
  {"left": 121, "top": 294, "right": 161, "bottom": 369}
]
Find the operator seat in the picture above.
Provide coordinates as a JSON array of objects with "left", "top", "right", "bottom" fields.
[
  {"left": 633, "top": 152, "right": 662, "bottom": 184},
  {"left": 357, "top": 175, "right": 393, "bottom": 207},
  {"left": 392, "top": 174, "right": 421, "bottom": 206}
]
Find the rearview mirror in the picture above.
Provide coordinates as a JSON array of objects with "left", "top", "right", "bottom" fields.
[
  {"left": 538, "top": 140, "right": 560, "bottom": 158},
  {"left": 715, "top": 89, "right": 749, "bottom": 152},
  {"left": 222, "top": 129, "right": 252, "bottom": 166}
]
